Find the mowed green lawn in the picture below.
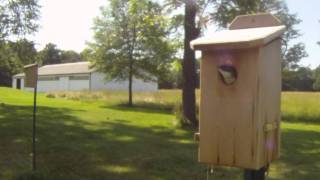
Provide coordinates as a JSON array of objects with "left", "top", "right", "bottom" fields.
[{"left": 0, "top": 88, "right": 319, "bottom": 180}]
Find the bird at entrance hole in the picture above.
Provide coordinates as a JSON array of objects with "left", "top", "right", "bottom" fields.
[
  {"left": 217, "top": 52, "right": 237, "bottom": 85},
  {"left": 218, "top": 65, "right": 237, "bottom": 85}
]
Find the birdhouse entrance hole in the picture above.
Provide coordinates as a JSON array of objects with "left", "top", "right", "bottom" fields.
[{"left": 217, "top": 53, "right": 237, "bottom": 85}]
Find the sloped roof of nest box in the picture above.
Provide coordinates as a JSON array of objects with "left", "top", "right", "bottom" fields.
[
  {"left": 190, "top": 25, "right": 285, "bottom": 51},
  {"left": 191, "top": 13, "right": 286, "bottom": 51}
]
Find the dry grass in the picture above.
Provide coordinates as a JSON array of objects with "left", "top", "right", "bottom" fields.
[
  {"left": 47, "top": 90, "right": 320, "bottom": 124},
  {"left": 46, "top": 90, "right": 185, "bottom": 107}
]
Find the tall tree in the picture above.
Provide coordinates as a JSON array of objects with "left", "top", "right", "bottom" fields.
[
  {"left": 0, "top": 39, "right": 38, "bottom": 86},
  {"left": 165, "top": 0, "right": 215, "bottom": 126},
  {"left": 90, "top": 0, "right": 175, "bottom": 106},
  {"left": 0, "top": 43, "right": 21, "bottom": 86},
  {"left": 61, "top": 50, "right": 82, "bottom": 63},
  {"left": 80, "top": 48, "right": 92, "bottom": 61},
  {"left": 39, "top": 43, "right": 62, "bottom": 65},
  {"left": 0, "top": 0, "right": 40, "bottom": 40},
  {"left": 9, "top": 39, "right": 39, "bottom": 65},
  {"left": 212, "top": 0, "right": 308, "bottom": 71},
  {"left": 182, "top": 0, "right": 199, "bottom": 127}
]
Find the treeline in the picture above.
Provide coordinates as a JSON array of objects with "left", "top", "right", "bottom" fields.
[
  {"left": 0, "top": 41, "right": 87, "bottom": 86},
  {"left": 283, "top": 66, "right": 320, "bottom": 91}
]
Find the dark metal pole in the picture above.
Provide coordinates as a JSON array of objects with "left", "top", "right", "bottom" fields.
[
  {"left": 244, "top": 166, "right": 267, "bottom": 180},
  {"left": 32, "top": 82, "right": 38, "bottom": 171}
]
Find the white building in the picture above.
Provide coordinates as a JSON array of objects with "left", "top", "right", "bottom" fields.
[{"left": 12, "top": 62, "right": 158, "bottom": 92}]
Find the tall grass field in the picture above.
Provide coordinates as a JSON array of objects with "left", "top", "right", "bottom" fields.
[{"left": 0, "top": 87, "right": 319, "bottom": 179}]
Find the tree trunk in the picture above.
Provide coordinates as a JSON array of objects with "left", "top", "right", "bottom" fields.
[
  {"left": 128, "top": 23, "right": 136, "bottom": 107},
  {"left": 128, "top": 60, "right": 133, "bottom": 107},
  {"left": 182, "top": 0, "right": 199, "bottom": 127}
]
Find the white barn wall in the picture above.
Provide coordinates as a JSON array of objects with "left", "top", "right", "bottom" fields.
[
  {"left": 59, "top": 76, "right": 69, "bottom": 91},
  {"left": 90, "top": 72, "right": 158, "bottom": 92},
  {"left": 38, "top": 80, "right": 60, "bottom": 92},
  {"left": 12, "top": 78, "right": 17, "bottom": 89},
  {"left": 21, "top": 79, "right": 24, "bottom": 89},
  {"left": 12, "top": 72, "right": 158, "bottom": 92},
  {"left": 68, "top": 76, "right": 90, "bottom": 91}
]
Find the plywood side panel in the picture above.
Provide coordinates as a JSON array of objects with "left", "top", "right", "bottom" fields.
[
  {"left": 199, "top": 54, "right": 219, "bottom": 164},
  {"left": 257, "top": 39, "right": 282, "bottom": 167}
]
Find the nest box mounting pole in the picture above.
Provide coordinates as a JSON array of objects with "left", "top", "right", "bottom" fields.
[
  {"left": 32, "top": 77, "right": 38, "bottom": 171},
  {"left": 244, "top": 167, "right": 267, "bottom": 180},
  {"left": 24, "top": 64, "right": 39, "bottom": 171}
]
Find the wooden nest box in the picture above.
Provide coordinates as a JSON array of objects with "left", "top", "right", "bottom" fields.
[{"left": 190, "top": 13, "right": 286, "bottom": 170}]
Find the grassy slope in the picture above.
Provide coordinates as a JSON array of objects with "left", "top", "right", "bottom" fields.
[{"left": 0, "top": 88, "right": 319, "bottom": 180}]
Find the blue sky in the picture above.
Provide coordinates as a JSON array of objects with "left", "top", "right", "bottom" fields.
[
  {"left": 32, "top": 0, "right": 320, "bottom": 68},
  {"left": 286, "top": 0, "right": 320, "bottom": 68}
]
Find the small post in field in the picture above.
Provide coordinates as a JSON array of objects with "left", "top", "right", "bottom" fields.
[{"left": 24, "top": 64, "right": 38, "bottom": 171}]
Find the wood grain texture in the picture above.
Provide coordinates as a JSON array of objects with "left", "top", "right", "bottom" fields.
[
  {"left": 229, "top": 13, "right": 282, "bottom": 30},
  {"left": 199, "top": 48, "right": 259, "bottom": 169},
  {"left": 196, "top": 13, "right": 283, "bottom": 170},
  {"left": 257, "top": 39, "right": 282, "bottom": 165},
  {"left": 198, "top": 41, "right": 281, "bottom": 170}
]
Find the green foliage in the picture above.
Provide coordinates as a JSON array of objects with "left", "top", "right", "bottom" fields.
[
  {"left": 39, "top": 43, "right": 62, "bottom": 65},
  {"left": 282, "top": 67, "right": 314, "bottom": 91},
  {"left": 9, "top": 38, "right": 39, "bottom": 64},
  {"left": 80, "top": 48, "right": 92, "bottom": 61},
  {"left": 0, "top": 39, "right": 38, "bottom": 86},
  {"left": 283, "top": 43, "right": 308, "bottom": 70},
  {"left": 39, "top": 43, "right": 83, "bottom": 65},
  {"left": 90, "top": 0, "right": 176, "bottom": 105},
  {"left": 0, "top": 43, "right": 21, "bottom": 86},
  {"left": 0, "top": 0, "right": 40, "bottom": 40},
  {"left": 313, "top": 65, "right": 320, "bottom": 91},
  {"left": 61, "top": 50, "right": 82, "bottom": 63}
]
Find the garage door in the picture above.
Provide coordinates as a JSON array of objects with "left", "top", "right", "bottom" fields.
[
  {"left": 38, "top": 76, "right": 60, "bottom": 92},
  {"left": 68, "top": 75, "right": 90, "bottom": 91}
]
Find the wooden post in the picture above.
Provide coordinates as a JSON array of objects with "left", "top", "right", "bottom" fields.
[{"left": 244, "top": 167, "right": 267, "bottom": 180}]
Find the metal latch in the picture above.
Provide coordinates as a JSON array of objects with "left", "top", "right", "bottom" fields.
[
  {"left": 264, "top": 122, "right": 278, "bottom": 132},
  {"left": 194, "top": 132, "right": 200, "bottom": 142}
]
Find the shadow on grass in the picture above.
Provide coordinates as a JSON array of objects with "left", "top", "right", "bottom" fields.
[
  {"left": 2, "top": 102, "right": 318, "bottom": 180},
  {"left": 282, "top": 114, "right": 320, "bottom": 124},
  {"left": 102, "top": 101, "right": 175, "bottom": 115},
  {"left": 268, "top": 123, "right": 320, "bottom": 180},
  {"left": 0, "top": 103, "right": 209, "bottom": 180}
]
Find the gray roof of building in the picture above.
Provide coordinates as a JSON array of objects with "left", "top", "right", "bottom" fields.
[{"left": 13, "top": 61, "right": 95, "bottom": 78}]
